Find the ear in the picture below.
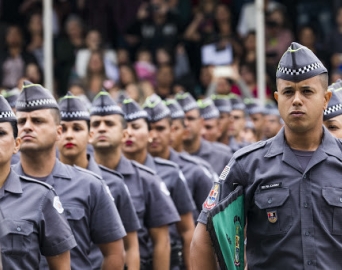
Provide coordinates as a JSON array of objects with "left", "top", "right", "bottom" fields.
[
  {"left": 121, "top": 129, "right": 129, "bottom": 143},
  {"left": 55, "top": 125, "right": 62, "bottom": 142},
  {"left": 13, "top": 137, "right": 21, "bottom": 154},
  {"left": 88, "top": 130, "right": 94, "bottom": 144},
  {"left": 323, "top": 91, "right": 332, "bottom": 110},
  {"left": 274, "top": 91, "right": 279, "bottom": 102}
]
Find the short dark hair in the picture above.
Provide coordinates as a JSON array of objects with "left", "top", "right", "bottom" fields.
[
  {"left": 49, "top": 108, "right": 61, "bottom": 124},
  {"left": 10, "top": 121, "right": 18, "bottom": 138}
]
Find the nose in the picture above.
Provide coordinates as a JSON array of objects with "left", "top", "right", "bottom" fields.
[
  {"left": 292, "top": 91, "right": 303, "bottom": 107},
  {"left": 65, "top": 127, "right": 74, "bottom": 139}
]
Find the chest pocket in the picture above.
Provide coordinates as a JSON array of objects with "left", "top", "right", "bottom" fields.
[
  {"left": 321, "top": 187, "right": 342, "bottom": 235},
  {"left": 1, "top": 219, "right": 34, "bottom": 256},
  {"left": 65, "top": 207, "right": 85, "bottom": 221},
  {"left": 252, "top": 188, "right": 292, "bottom": 235}
]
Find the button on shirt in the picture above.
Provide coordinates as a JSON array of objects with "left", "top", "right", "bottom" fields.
[
  {"left": 192, "top": 139, "right": 233, "bottom": 175},
  {"left": 13, "top": 160, "right": 126, "bottom": 270},
  {"left": 199, "top": 127, "right": 342, "bottom": 269},
  {"left": 86, "top": 155, "right": 140, "bottom": 268},
  {"left": 0, "top": 170, "right": 76, "bottom": 269},
  {"left": 115, "top": 155, "right": 180, "bottom": 261}
]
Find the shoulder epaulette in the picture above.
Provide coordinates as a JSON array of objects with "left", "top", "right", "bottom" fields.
[
  {"left": 19, "top": 175, "right": 53, "bottom": 189},
  {"left": 179, "top": 153, "right": 198, "bottom": 165},
  {"left": 131, "top": 160, "right": 156, "bottom": 175},
  {"left": 73, "top": 165, "right": 102, "bottom": 180},
  {"left": 234, "top": 140, "right": 267, "bottom": 159},
  {"left": 98, "top": 165, "right": 124, "bottom": 180},
  {"left": 154, "top": 157, "right": 179, "bottom": 169}
]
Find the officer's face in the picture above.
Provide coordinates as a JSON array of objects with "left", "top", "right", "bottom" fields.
[
  {"left": 183, "top": 109, "right": 203, "bottom": 142},
  {"left": 16, "top": 109, "right": 62, "bottom": 153},
  {"left": 201, "top": 118, "right": 222, "bottom": 142},
  {"left": 250, "top": 113, "right": 265, "bottom": 134},
  {"left": 122, "top": 118, "right": 149, "bottom": 155},
  {"left": 228, "top": 110, "right": 245, "bottom": 137},
  {"left": 218, "top": 112, "right": 231, "bottom": 135},
  {"left": 324, "top": 115, "right": 342, "bottom": 139},
  {"left": 264, "top": 114, "right": 283, "bottom": 139},
  {"left": 275, "top": 76, "right": 331, "bottom": 134},
  {"left": 0, "top": 122, "right": 20, "bottom": 168},
  {"left": 58, "top": 120, "right": 89, "bottom": 159},
  {"left": 90, "top": 114, "right": 124, "bottom": 150},
  {"left": 148, "top": 118, "right": 171, "bottom": 157},
  {"left": 170, "top": 119, "right": 185, "bottom": 151}
]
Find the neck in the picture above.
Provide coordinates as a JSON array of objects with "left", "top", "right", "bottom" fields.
[
  {"left": 183, "top": 135, "right": 201, "bottom": 154},
  {"left": 94, "top": 146, "right": 122, "bottom": 170},
  {"left": 218, "top": 132, "right": 229, "bottom": 145},
  {"left": 59, "top": 150, "right": 88, "bottom": 169},
  {"left": 20, "top": 148, "right": 56, "bottom": 177},
  {"left": 284, "top": 125, "right": 323, "bottom": 151},
  {"left": 0, "top": 163, "right": 11, "bottom": 188},
  {"left": 124, "top": 148, "right": 148, "bottom": 164},
  {"left": 150, "top": 146, "right": 170, "bottom": 160}
]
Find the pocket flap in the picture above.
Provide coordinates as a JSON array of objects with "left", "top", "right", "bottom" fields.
[
  {"left": 65, "top": 207, "right": 85, "bottom": 220},
  {"left": 255, "top": 188, "right": 290, "bottom": 209},
  {"left": 0, "top": 219, "right": 33, "bottom": 236},
  {"left": 322, "top": 187, "right": 342, "bottom": 207}
]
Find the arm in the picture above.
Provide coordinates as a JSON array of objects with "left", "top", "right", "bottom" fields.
[
  {"left": 175, "top": 212, "right": 195, "bottom": 270},
  {"left": 123, "top": 231, "right": 140, "bottom": 270},
  {"left": 98, "top": 239, "right": 125, "bottom": 270},
  {"left": 190, "top": 223, "right": 217, "bottom": 270},
  {"left": 46, "top": 250, "right": 71, "bottom": 270},
  {"left": 149, "top": 225, "right": 171, "bottom": 270}
]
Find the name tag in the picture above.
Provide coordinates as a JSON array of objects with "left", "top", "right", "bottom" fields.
[{"left": 260, "top": 182, "right": 282, "bottom": 190}]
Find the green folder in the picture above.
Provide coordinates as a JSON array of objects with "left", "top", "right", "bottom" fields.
[{"left": 207, "top": 185, "right": 245, "bottom": 270}]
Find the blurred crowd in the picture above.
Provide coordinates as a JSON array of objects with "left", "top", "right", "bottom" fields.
[{"left": 1, "top": 0, "right": 342, "bottom": 105}]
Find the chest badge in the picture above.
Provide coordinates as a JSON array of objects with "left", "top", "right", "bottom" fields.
[
  {"left": 203, "top": 182, "right": 220, "bottom": 210},
  {"left": 267, "top": 211, "right": 278, "bottom": 223}
]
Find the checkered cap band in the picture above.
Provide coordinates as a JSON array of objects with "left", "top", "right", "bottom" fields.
[
  {"left": 125, "top": 110, "right": 149, "bottom": 121},
  {"left": 0, "top": 110, "right": 15, "bottom": 119},
  {"left": 202, "top": 110, "right": 220, "bottom": 120},
  {"left": 146, "top": 109, "right": 170, "bottom": 123},
  {"left": 324, "top": 104, "right": 342, "bottom": 116},
  {"left": 90, "top": 105, "right": 123, "bottom": 115},
  {"left": 170, "top": 110, "right": 184, "bottom": 119},
  {"left": 16, "top": 98, "right": 58, "bottom": 109},
  {"left": 61, "top": 110, "right": 90, "bottom": 119},
  {"left": 277, "top": 62, "right": 323, "bottom": 76}
]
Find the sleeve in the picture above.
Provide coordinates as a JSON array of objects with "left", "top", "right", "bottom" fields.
[
  {"left": 144, "top": 175, "right": 180, "bottom": 228},
  {"left": 39, "top": 190, "right": 77, "bottom": 257},
  {"left": 90, "top": 181, "right": 127, "bottom": 244},
  {"left": 193, "top": 169, "right": 213, "bottom": 213},
  {"left": 197, "top": 157, "right": 246, "bottom": 225}
]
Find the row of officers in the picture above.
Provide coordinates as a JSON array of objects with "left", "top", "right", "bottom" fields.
[{"left": 0, "top": 81, "right": 235, "bottom": 270}]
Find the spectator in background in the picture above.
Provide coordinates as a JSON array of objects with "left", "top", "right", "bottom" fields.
[
  {"left": 125, "top": 83, "right": 146, "bottom": 105},
  {"left": 242, "top": 31, "right": 256, "bottom": 64},
  {"left": 116, "top": 48, "right": 131, "bottom": 65},
  {"left": 24, "top": 62, "right": 43, "bottom": 84},
  {"left": 134, "top": 48, "right": 156, "bottom": 86},
  {"left": 54, "top": 15, "right": 85, "bottom": 97},
  {"left": 155, "top": 64, "right": 174, "bottom": 99},
  {"left": 0, "top": 25, "right": 37, "bottom": 89},
  {"left": 26, "top": 12, "right": 44, "bottom": 70},
  {"left": 326, "top": 7, "right": 342, "bottom": 72},
  {"left": 118, "top": 64, "right": 138, "bottom": 89},
  {"left": 75, "top": 29, "right": 118, "bottom": 82}
]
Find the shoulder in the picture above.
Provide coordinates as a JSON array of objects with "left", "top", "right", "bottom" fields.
[
  {"left": 179, "top": 152, "right": 198, "bottom": 165},
  {"left": 233, "top": 140, "right": 268, "bottom": 160},
  {"left": 154, "top": 157, "right": 179, "bottom": 169},
  {"left": 131, "top": 160, "right": 157, "bottom": 175},
  {"left": 73, "top": 165, "right": 102, "bottom": 180},
  {"left": 19, "top": 175, "right": 53, "bottom": 190},
  {"left": 98, "top": 165, "right": 124, "bottom": 180},
  {"left": 212, "top": 141, "right": 232, "bottom": 155}
]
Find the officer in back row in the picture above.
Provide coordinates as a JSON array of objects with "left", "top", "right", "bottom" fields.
[
  {"left": 88, "top": 91, "right": 180, "bottom": 270},
  {"left": 56, "top": 91, "right": 141, "bottom": 269},
  {"left": 122, "top": 96, "right": 196, "bottom": 270},
  {"left": 12, "top": 81, "right": 126, "bottom": 269},
  {"left": 175, "top": 92, "right": 233, "bottom": 175},
  {"left": 0, "top": 95, "right": 76, "bottom": 269},
  {"left": 191, "top": 42, "right": 342, "bottom": 269}
]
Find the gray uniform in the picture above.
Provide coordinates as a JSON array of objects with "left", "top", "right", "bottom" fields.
[
  {"left": 192, "top": 138, "right": 233, "bottom": 175},
  {"left": 199, "top": 127, "right": 342, "bottom": 269},
  {"left": 228, "top": 136, "right": 250, "bottom": 153},
  {"left": 115, "top": 155, "right": 180, "bottom": 266},
  {"left": 86, "top": 155, "right": 140, "bottom": 269},
  {"left": 169, "top": 148, "right": 213, "bottom": 219},
  {"left": 0, "top": 169, "right": 76, "bottom": 269},
  {"left": 13, "top": 160, "right": 126, "bottom": 270}
]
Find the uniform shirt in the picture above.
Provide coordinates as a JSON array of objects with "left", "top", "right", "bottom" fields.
[
  {"left": 87, "top": 155, "right": 140, "bottom": 269},
  {"left": 169, "top": 148, "right": 213, "bottom": 218},
  {"left": 228, "top": 136, "right": 250, "bottom": 153},
  {"left": 115, "top": 155, "right": 180, "bottom": 261},
  {"left": 0, "top": 169, "right": 76, "bottom": 269},
  {"left": 199, "top": 127, "right": 342, "bottom": 269},
  {"left": 191, "top": 139, "right": 233, "bottom": 175},
  {"left": 13, "top": 160, "right": 126, "bottom": 270}
]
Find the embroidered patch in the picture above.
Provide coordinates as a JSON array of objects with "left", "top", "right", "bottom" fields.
[
  {"left": 234, "top": 216, "right": 242, "bottom": 266},
  {"left": 53, "top": 196, "right": 64, "bottom": 214},
  {"left": 267, "top": 211, "right": 278, "bottom": 223},
  {"left": 105, "top": 185, "right": 115, "bottom": 202},
  {"left": 179, "top": 171, "right": 186, "bottom": 182},
  {"left": 160, "top": 181, "right": 170, "bottom": 196},
  {"left": 203, "top": 182, "right": 220, "bottom": 210},
  {"left": 219, "top": 165, "right": 230, "bottom": 180}
]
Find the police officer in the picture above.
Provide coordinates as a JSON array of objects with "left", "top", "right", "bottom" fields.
[
  {"left": 0, "top": 95, "right": 77, "bottom": 269},
  {"left": 244, "top": 98, "right": 266, "bottom": 141},
  {"left": 175, "top": 92, "right": 233, "bottom": 175},
  {"left": 191, "top": 42, "right": 342, "bottom": 269},
  {"left": 56, "top": 91, "right": 141, "bottom": 269},
  {"left": 211, "top": 94, "right": 232, "bottom": 145},
  {"left": 89, "top": 91, "right": 180, "bottom": 270},
  {"left": 13, "top": 81, "right": 126, "bottom": 269},
  {"left": 122, "top": 96, "right": 196, "bottom": 270},
  {"left": 264, "top": 105, "right": 283, "bottom": 139}
]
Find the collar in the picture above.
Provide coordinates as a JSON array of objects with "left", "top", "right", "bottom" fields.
[
  {"left": 87, "top": 154, "right": 102, "bottom": 176},
  {"left": 1, "top": 169, "right": 22, "bottom": 195},
  {"left": 197, "top": 139, "right": 211, "bottom": 155},
  {"left": 115, "top": 155, "right": 135, "bottom": 175},
  {"left": 168, "top": 148, "right": 182, "bottom": 166},
  {"left": 143, "top": 153, "right": 157, "bottom": 171}
]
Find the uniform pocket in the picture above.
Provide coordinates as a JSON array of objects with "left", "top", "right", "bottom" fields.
[
  {"left": 65, "top": 207, "right": 85, "bottom": 221},
  {"left": 1, "top": 220, "right": 34, "bottom": 256},
  {"left": 252, "top": 188, "right": 292, "bottom": 235},
  {"left": 322, "top": 187, "right": 342, "bottom": 235}
]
